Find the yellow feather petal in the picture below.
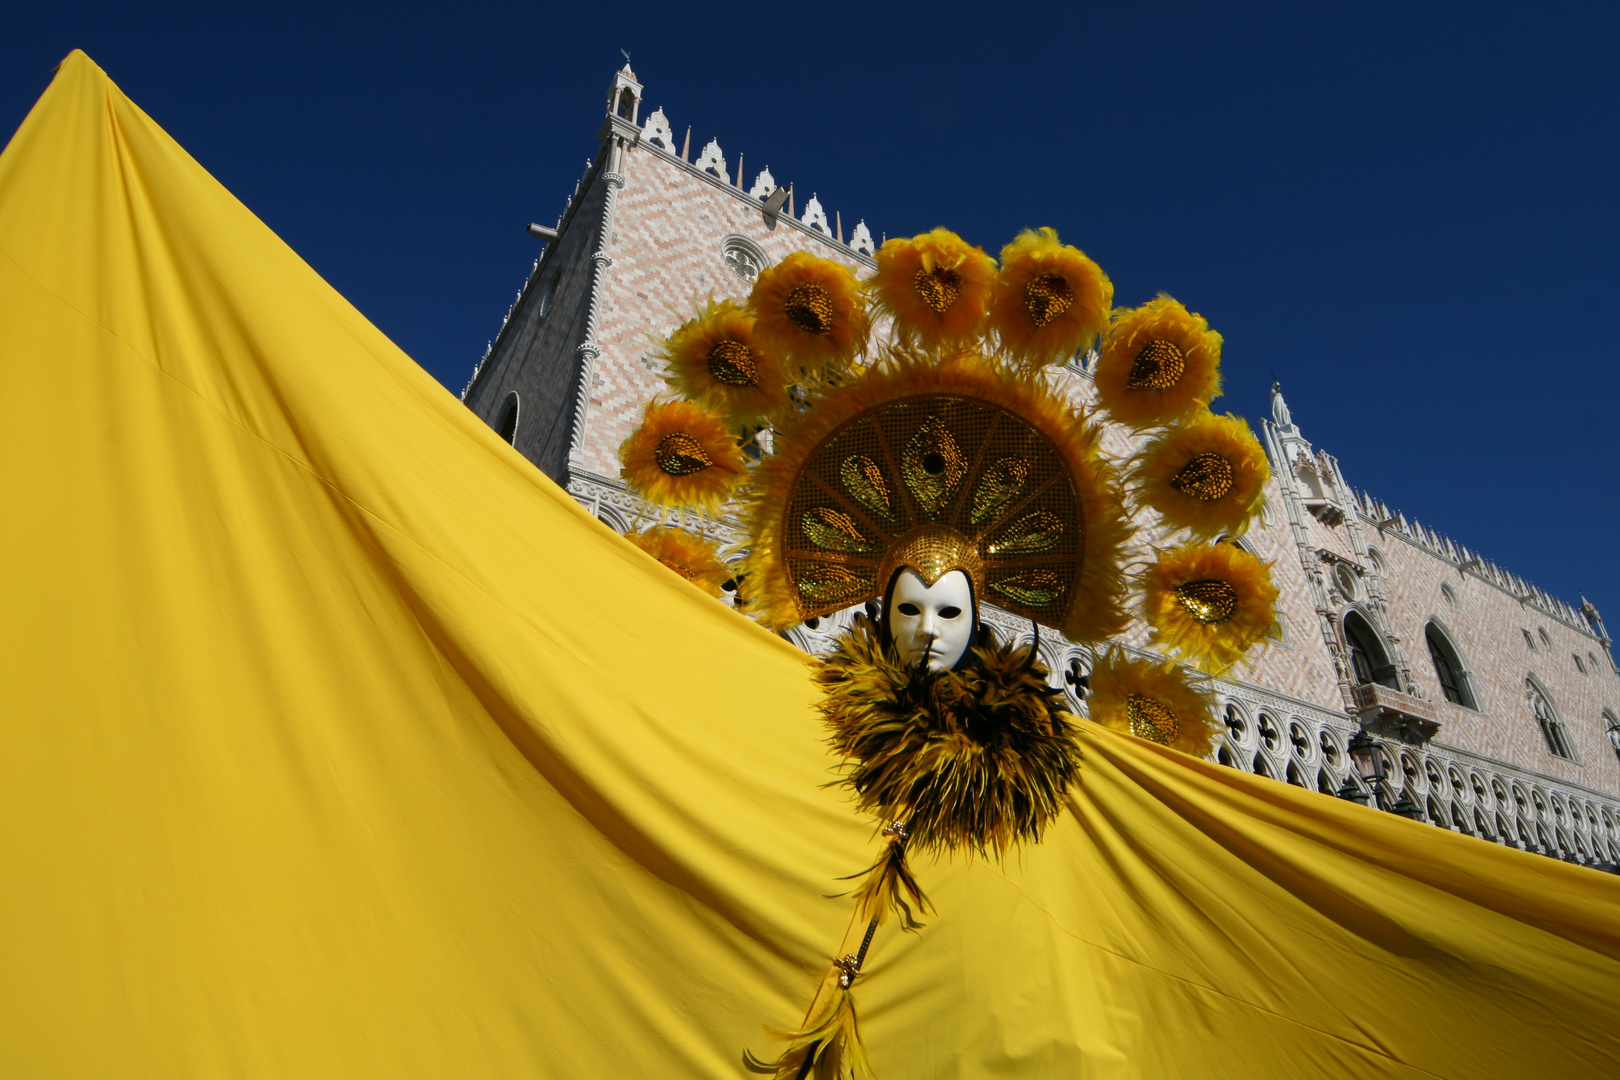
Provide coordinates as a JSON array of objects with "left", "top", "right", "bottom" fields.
[
  {"left": 1140, "top": 542, "right": 1279, "bottom": 673},
  {"left": 1094, "top": 294, "right": 1223, "bottom": 428},
  {"left": 748, "top": 251, "right": 870, "bottom": 377},
  {"left": 988, "top": 227, "right": 1113, "bottom": 369},
  {"left": 1087, "top": 646, "right": 1220, "bottom": 758},
  {"left": 658, "top": 299, "right": 789, "bottom": 426},
  {"left": 618, "top": 400, "right": 748, "bottom": 510},
  {"left": 624, "top": 526, "right": 731, "bottom": 597},
  {"left": 867, "top": 228, "right": 996, "bottom": 350},
  {"left": 1130, "top": 410, "right": 1270, "bottom": 540}
]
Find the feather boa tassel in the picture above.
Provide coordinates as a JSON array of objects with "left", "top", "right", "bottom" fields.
[
  {"left": 744, "top": 987, "right": 871, "bottom": 1080},
  {"left": 843, "top": 826, "right": 931, "bottom": 931}
]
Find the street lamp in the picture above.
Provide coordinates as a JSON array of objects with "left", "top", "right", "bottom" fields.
[
  {"left": 1335, "top": 776, "right": 1370, "bottom": 806},
  {"left": 1390, "top": 792, "right": 1425, "bottom": 820},
  {"left": 1346, "top": 729, "right": 1386, "bottom": 786},
  {"left": 1339, "top": 729, "right": 1428, "bottom": 821}
]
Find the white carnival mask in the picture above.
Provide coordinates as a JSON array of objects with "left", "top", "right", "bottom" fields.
[{"left": 888, "top": 568, "right": 975, "bottom": 672}]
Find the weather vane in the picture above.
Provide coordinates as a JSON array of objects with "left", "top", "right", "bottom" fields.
[{"left": 620, "top": 48, "right": 632, "bottom": 65}]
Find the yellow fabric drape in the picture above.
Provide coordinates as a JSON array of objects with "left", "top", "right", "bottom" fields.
[{"left": 1, "top": 52, "right": 1616, "bottom": 1078}]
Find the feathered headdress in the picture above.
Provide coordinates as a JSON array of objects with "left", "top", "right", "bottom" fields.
[{"left": 618, "top": 227, "right": 1274, "bottom": 1080}]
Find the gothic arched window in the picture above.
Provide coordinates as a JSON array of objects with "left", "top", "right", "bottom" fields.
[
  {"left": 1528, "top": 680, "right": 1575, "bottom": 761},
  {"left": 1343, "top": 610, "right": 1398, "bottom": 689},
  {"left": 494, "top": 392, "right": 520, "bottom": 445},
  {"left": 1425, "top": 622, "right": 1475, "bottom": 708}
]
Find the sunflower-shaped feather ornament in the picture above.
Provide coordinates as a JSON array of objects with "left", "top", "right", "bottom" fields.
[
  {"left": 624, "top": 527, "right": 731, "bottom": 597},
  {"left": 658, "top": 299, "right": 788, "bottom": 426},
  {"left": 1142, "top": 541, "right": 1280, "bottom": 673},
  {"left": 1086, "top": 647, "right": 1220, "bottom": 758},
  {"left": 988, "top": 227, "right": 1113, "bottom": 369},
  {"left": 748, "top": 251, "right": 870, "bottom": 377},
  {"left": 1094, "top": 294, "right": 1223, "bottom": 428},
  {"left": 1132, "top": 410, "right": 1270, "bottom": 540},
  {"left": 619, "top": 399, "right": 749, "bottom": 510},
  {"left": 869, "top": 228, "right": 996, "bottom": 350}
]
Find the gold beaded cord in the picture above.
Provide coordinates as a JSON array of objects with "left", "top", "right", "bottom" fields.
[{"left": 782, "top": 393, "right": 1085, "bottom": 626}]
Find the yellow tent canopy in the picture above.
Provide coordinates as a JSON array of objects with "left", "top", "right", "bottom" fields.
[{"left": 1, "top": 52, "right": 1617, "bottom": 1078}]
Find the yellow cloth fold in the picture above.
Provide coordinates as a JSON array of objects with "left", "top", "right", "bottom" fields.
[{"left": 0, "top": 51, "right": 1615, "bottom": 1078}]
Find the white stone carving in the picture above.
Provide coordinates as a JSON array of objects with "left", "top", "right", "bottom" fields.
[
  {"left": 721, "top": 235, "right": 769, "bottom": 282},
  {"left": 694, "top": 139, "right": 727, "bottom": 179},
  {"left": 641, "top": 107, "right": 675, "bottom": 153},
  {"left": 748, "top": 167, "right": 776, "bottom": 198},
  {"left": 800, "top": 194, "right": 830, "bottom": 234},
  {"left": 848, "top": 219, "right": 875, "bottom": 256}
]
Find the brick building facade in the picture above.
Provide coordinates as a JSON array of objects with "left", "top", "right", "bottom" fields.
[{"left": 462, "top": 67, "right": 1620, "bottom": 866}]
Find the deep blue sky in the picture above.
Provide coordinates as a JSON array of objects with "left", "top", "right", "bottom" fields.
[{"left": 6, "top": 3, "right": 1618, "bottom": 623}]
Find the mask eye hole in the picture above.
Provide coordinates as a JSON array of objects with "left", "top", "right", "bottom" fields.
[
  {"left": 939, "top": 606, "right": 962, "bottom": 619},
  {"left": 897, "top": 602, "right": 921, "bottom": 616}
]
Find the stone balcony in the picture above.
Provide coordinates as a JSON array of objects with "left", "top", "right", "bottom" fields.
[{"left": 1351, "top": 682, "right": 1442, "bottom": 743}]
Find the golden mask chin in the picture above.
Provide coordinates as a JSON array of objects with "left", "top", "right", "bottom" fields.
[
  {"left": 1142, "top": 542, "right": 1279, "bottom": 672},
  {"left": 747, "top": 251, "right": 870, "bottom": 375},
  {"left": 619, "top": 400, "right": 748, "bottom": 510},
  {"left": 624, "top": 527, "right": 730, "bottom": 597},
  {"left": 1086, "top": 646, "right": 1220, "bottom": 758},
  {"left": 659, "top": 299, "right": 788, "bottom": 426},
  {"left": 1132, "top": 410, "right": 1270, "bottom": 540},
  {"left": 988, "top": 227, "right": 1113, "bottom": 369},
  {"left": 869, "top": 228, "right": 996, "bottom": 350},
  {"left": 1094, "top": 294, "right": 1224, "bottom": 429}
]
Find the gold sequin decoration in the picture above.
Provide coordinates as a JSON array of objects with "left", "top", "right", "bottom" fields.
[
  {"left": 1023, "top": 273, "right": 1073, "bottom": 328},
  {"left": 802, "top": 507, "right": 879, "bottom": 553},
  {"left": 654, "top": 432, "right": 713, "bottom": 476},
  {"left": 659, "top": 558, "right": 697, "bottom": 582},
  {"left": 1126, "top": 694, "right": 1180, "bottom": 745},
  {"left": 1127, "top": 339, "right": 1187, "bottom": 390},
  {"left": 913, "top": 266, "right": 962, "bottom": 314},
  {"left": 901, "top": 416, "right": 967, "bottom": 518},
  {"left": 1168, "top": 452, "right": 1234, "bottom": 501},
  {"left": 798, "top": 565, "right": 869, "bottom": 603},
  {"left": 971, "top": 456, "right": 1030, "bottom": 524},
  {"left": 1174, "top": 579, "right": 1238, "bottom": 624},
  {"left": 840, "top": 455, "right": 895, "bottom": 522},
  {"left": 989, "top": 569, "right": 1065, "bottom": 607},
  {"left": 784, "top": 283, "right": 835, "bottom": 335},
  {"left": 706, "top": 339, "right": 758, "bottom": 386},
  {"left": 986, "top": 510, "right": 1064, "bottom": 555}
]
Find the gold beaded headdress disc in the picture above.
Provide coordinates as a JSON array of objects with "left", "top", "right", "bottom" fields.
[{"left": 743, "top": 355, "right": 1132, "bottom": 643}]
